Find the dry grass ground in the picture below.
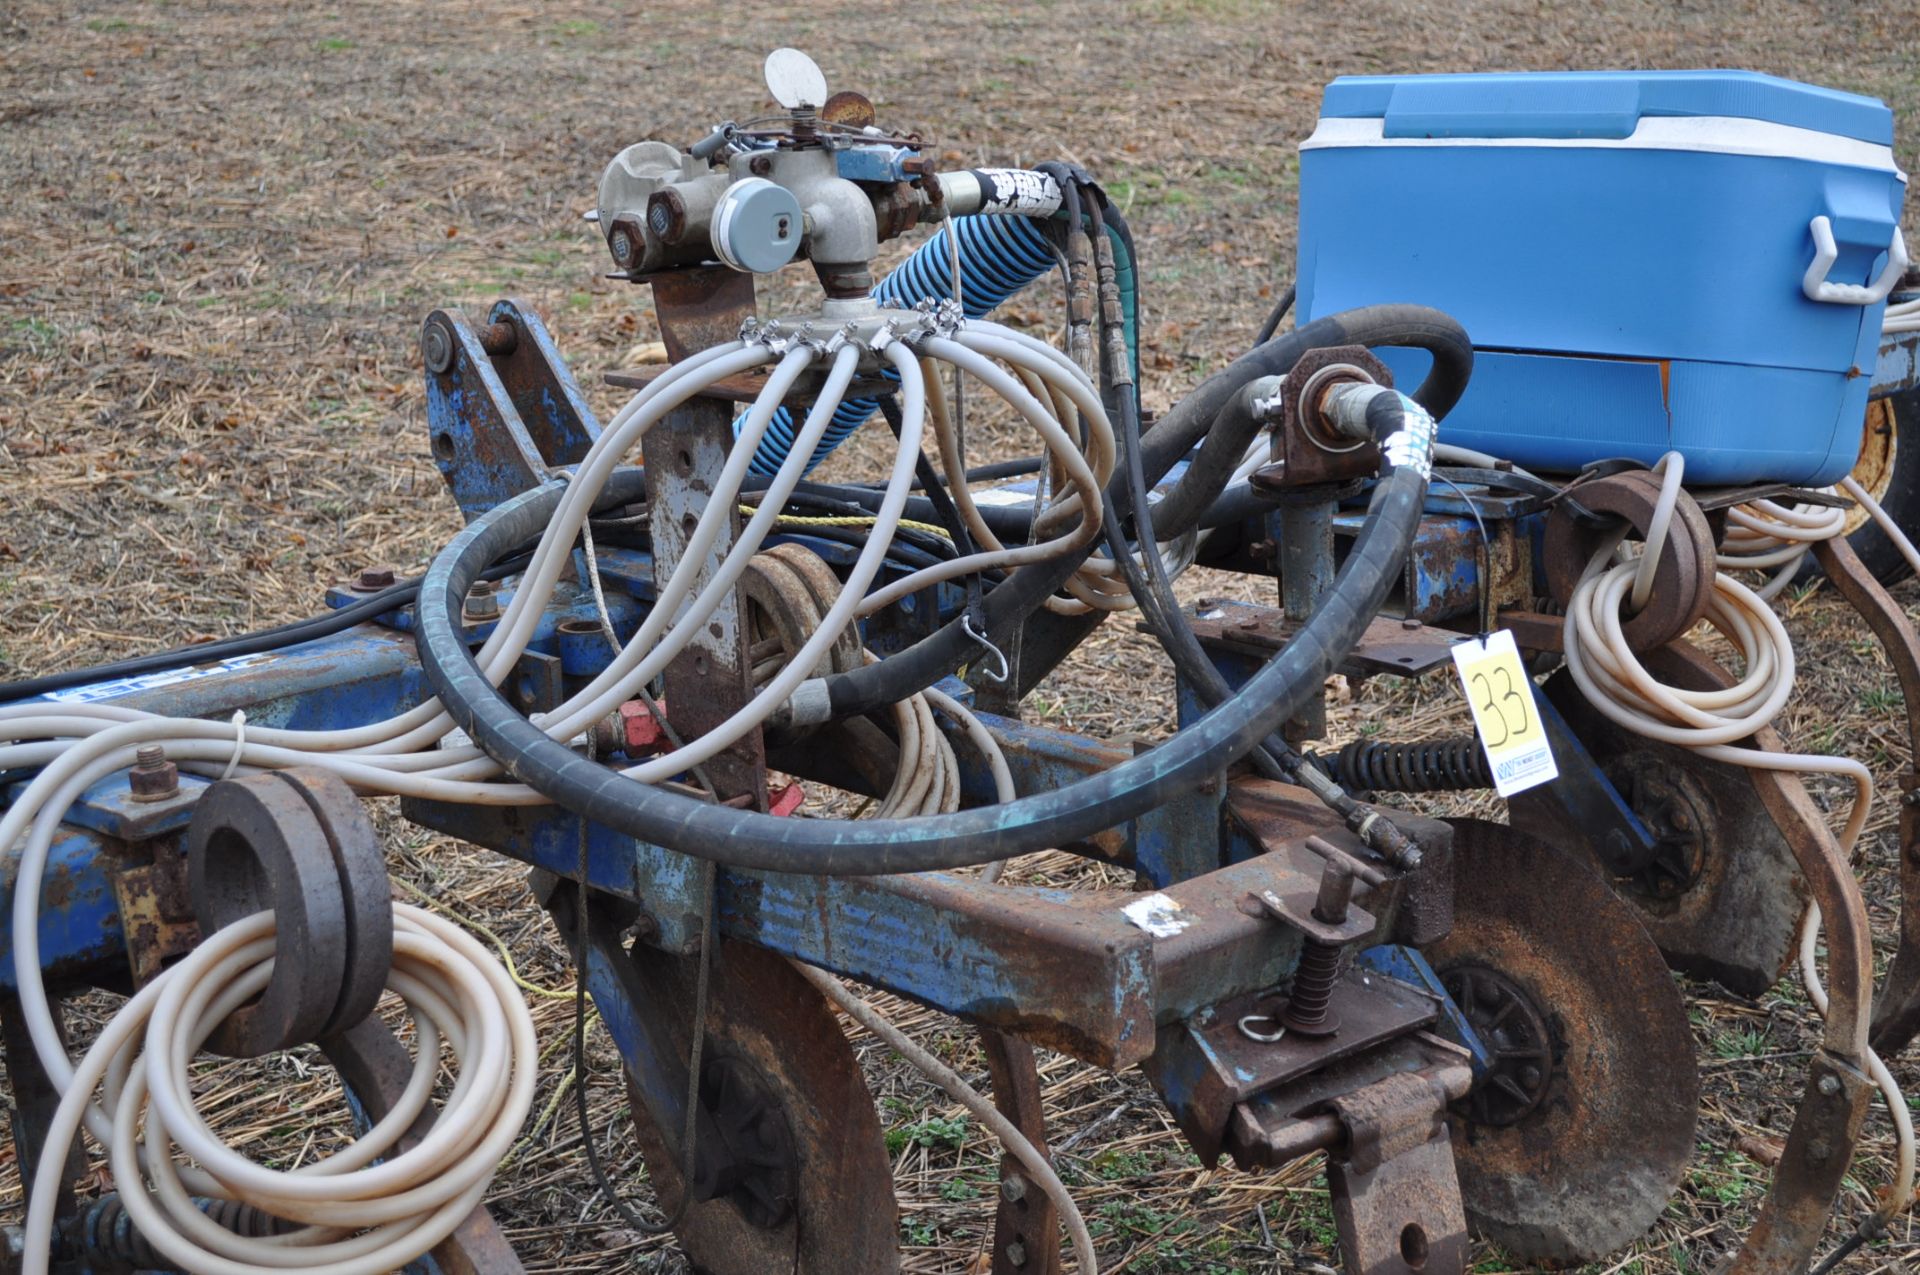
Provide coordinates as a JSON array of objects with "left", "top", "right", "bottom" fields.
[{"left": 4, "top": 1, "right": 1920, "bottom": 1271}]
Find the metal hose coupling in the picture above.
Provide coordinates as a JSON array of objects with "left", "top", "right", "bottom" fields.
[{"left": 1322, "top": 382, "right": 1437, "bottom": 479}]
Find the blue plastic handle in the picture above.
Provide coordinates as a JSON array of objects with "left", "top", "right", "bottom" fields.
[{"left": 1382, "top": 77, "right": 1643, "bottom": 139}]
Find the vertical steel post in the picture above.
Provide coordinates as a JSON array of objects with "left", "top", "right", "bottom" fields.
[
  {"left": 1276, "top": 500, "right": 1336, "bottom": 741},
  {"left": 644, "top": 268, "right": 768, "bottom": 807}
]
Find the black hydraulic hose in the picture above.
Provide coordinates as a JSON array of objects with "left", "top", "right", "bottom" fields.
[
  {"left": 1149, "top": 375, "right": 1279, "bottom": 541},
  {"left": 1153, "top": 307, "right": 1471, "bottom": 540},
  {"left": 0, "top": 552, "right": 534, "bottom": 704},
  {"left": 1100, "top": 357, "right": 1293, "bottom": 789},
  {"left": 1253, "top": 284, "right": 1296, "bottom": 348},
  {"left": 1122, "top": 386, "right": 1441, "bottom": 862},
  {"left": 414, "top": 453, "right": 1430, "bottom": 874},
  {"left": 814, "top": 305, "right": 1468, "bottom": 722}
]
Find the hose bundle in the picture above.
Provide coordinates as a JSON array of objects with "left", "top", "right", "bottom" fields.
[{"left": 22, "top": 904, "right": 536, "bottom": 1275}]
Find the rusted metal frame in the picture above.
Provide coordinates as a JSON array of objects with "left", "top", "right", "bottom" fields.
[
  {"left": 1274, "top": 501, "right": 1336, "bottom": 741},
  {"left": 108, "top": 833, "right": 200, "bottom": 989},
  {"left": 1145, "top": 966, "right": 1437, "bottom": 1165},
  {"left": 324, "top": 1018, "right": 525, "bottom": 1275},
  {"left": 0, "top": 990, "right": 88, "bottom": 1234},
  {"left": 1327, "top": 1129, "right": 1467, "bottom": 1275},
  {"left": 403, "top": 789, "right": 1366, "bottom": 1070},
  {"left": 1224, "top": 1034, "right": 1469, "bottom": 1168},
  {"left": 979, "top": 1031, "right": 1063, "bottom": 1275},
  {"left": 1322, "top": 1068, "right": 1471, "bottom": 1275},
  {"left": 1720, "top": 1053, "right": 1875, "bottom": 1275},
  {"left": 477, "top": 299, "right": 601, "bottom": 473},
  {"left": 1, "top": 768, "right": 211, "bottom": 990},
  {"left": 1813, "top": 535, "right": 1920, "bottom": 1054},
  {"left": 643, "top": 271, "right": 768, "bottom": 808},
  {"left": 648, "top": 267, "right": 759, "bottom": 364},
  {"left": 423, "top": 307, "right": 565, "bottom": 524},
  {"left": 1181, "top": 600, "right": 1468, "bottom": 685}
]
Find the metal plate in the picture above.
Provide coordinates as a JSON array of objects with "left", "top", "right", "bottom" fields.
[
  {"left": 765, "top": 48, "right": 828, "bottom": 110},
  {"left": 1185, "top": 600, "right": 1470, "bottom": 678},
  {"left": 1422, "top": 819, "right": 1698, "bottom": 1264},
  {"left": 620, "top": 940, "right": 899, "bottom": 1274}
]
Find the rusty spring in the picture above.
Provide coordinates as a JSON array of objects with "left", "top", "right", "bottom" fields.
[
  {"left": 1284, "top": 941, "right": 1342, "bottom": 1030},
  {"left": 1308, "top": 737, "right": 1493, "bottom": 794},
  {"left": 65, "top": 1192, "right": 292, "bottom": 1273}
]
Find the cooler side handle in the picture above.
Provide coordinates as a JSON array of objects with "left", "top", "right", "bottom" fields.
[{"left": 1803, "top": 215, "right": 1908, "bottom": 306}]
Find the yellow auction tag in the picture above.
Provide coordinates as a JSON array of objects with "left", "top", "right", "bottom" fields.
[{"left": 1449, "top": 629, "right": 1557, "bottom": 797}]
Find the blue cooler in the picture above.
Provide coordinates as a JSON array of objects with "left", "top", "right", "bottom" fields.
[{"left": 1297, "top": 71, "right": 1909, "bottom": 484}]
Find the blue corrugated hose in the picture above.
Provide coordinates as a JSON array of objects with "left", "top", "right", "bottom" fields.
[{"left": 744, "top": 214, "right": 1057, "bottom": 476}]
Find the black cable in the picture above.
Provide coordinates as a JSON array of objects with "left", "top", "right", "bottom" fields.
[
  {"left": 0, "top": 550, "right": 534, "bottom": 703},
  {"left": 1253, "top": 284, "right": 1296, "bottom": 348},
  {"left": 1082, "top": 190, "right": 1309, "bottom": 799},
  {"left": 415, "top": 386, "right": 1431, "bottom": 873},
  {"left": 771, "top": 523, "right": 956, "bottom": 576}
]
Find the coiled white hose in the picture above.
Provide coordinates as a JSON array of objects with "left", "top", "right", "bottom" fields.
[
  {"left": 1562, "top": 450, "right": 1915, "bottom": 1234},
  {"left": 23, "top": 904, "right": 536, "bottom": 1274},
  {"left": 1885, "top": 295, "right": 1920, "bottom": 334},
  {"left": 1716, "top": 494, "right": 1849, "bottom": 600}
]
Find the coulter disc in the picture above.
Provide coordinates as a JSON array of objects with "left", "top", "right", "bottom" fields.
[
  {"left": 1423, "top": 818, "right": 1699, "bottom": 1264},
  {"left": 619, "top": 940, "right": 900, "bottom": 1274}
]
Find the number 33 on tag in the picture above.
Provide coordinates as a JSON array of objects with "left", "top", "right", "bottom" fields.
[{"left": 1449, "top": 630, "right": 1557, "bottom": 797}]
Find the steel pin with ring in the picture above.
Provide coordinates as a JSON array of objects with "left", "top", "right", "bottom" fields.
[{"left": 1238, "top": 1014, "right": 1287, "bottom": 1044}]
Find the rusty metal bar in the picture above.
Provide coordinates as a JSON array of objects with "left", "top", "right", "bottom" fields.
[{"left": 1813, "top": 536, "right": 1920, "bottom": 1055}]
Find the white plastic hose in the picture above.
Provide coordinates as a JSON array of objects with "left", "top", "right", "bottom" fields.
[{"left": 23, "top": 904, "right": 536, "bottom": 1275}]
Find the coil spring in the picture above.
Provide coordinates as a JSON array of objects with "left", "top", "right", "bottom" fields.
[
  {"left": 1309, "top": 737, "right": 1493, "bottom": 794},
  {"left": 745, "top": 213, "right": 1056, "bottom": 478},
  {"left": 67, "top": 1192, "right": 292, "bottom": 1273}
]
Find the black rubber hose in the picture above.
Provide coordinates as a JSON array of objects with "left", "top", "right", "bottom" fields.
[
  {"left": 1111, "top": 373, "right": 1440, "bottom": 829},
  {"left": 414, "top": 455, "right": 1430, "bottom": 874},
  {"left": 814, "top": 305, "right": 1468, "bottom": 721},
  {"left": 1253, "top": 284, "right": 1296, "bottom": 348},
  {"left": 1148, "top": 375, "right": 1278, "bottom": 542}
]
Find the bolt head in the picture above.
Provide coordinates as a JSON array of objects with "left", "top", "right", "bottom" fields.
[
  {"left": 1000, "top": 1173, "right": 1027, "bottom": 1204},
  {"left": 463, "top": 581, "right": 501, "bottom": 621},
  {"left": 421, "top": 319, "right": 454, "bottom": 374},
  {"left": 355, "top": 565, "right": 397, "bottom": 592},
  {"left": 129, "top": 756, "right": 180, "bottom": 802},
  {"left": 1818, "top": 1073, "right": 1842, "bottom": 1097},
  {"left": 609, "top": 227, "right": 636, "bottom": 266},
  {"left": 1003, "top": 1239, "right": 1028, "bottom": 1267}
]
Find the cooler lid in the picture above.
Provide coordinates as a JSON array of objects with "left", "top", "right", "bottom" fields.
[{"left": 1319, "top": 71, "right": 1893, "bottom": 146}]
